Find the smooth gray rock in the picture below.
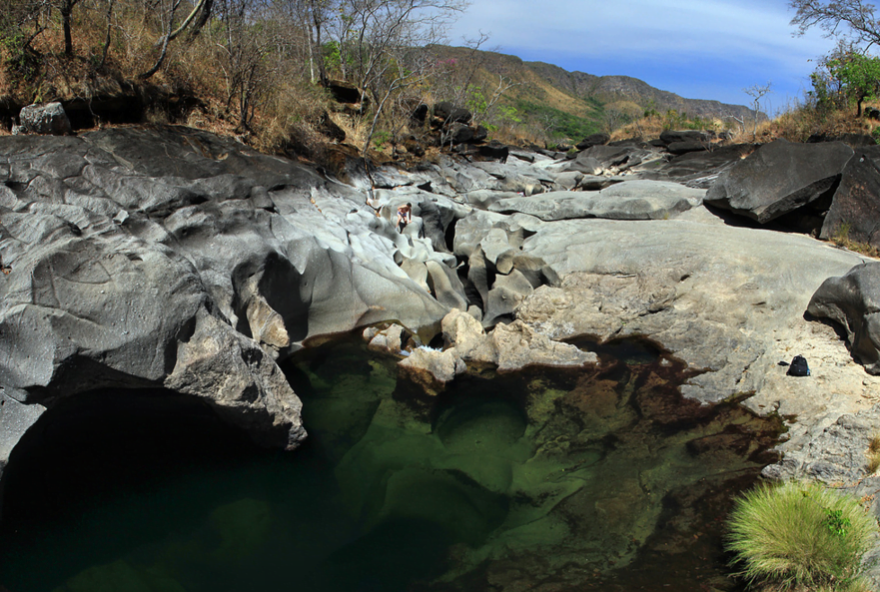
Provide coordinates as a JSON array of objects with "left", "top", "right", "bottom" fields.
[
  {"left": 638, "top": 143, "right": 756, "bottom": 188},
  {"left": 488, "top": 181, "right": 704, "bottom": 221},
  {"left": 0, "top": 127, "right": 453, "bottom": 479},
  {"left": 552, "top": 171, "right": 583, "bottom": 191}
]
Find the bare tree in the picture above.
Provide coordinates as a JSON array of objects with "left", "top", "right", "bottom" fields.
[
  {"left": 601, "top": 104, "right": 628, "bottom": 134},
  {"left": 790, "top": 0, "right": 880, "bottom": 48},
  {"left": 744, "top": 82, "right": 772, "bottom": 140},
  {"left": 139, "top": 0, "right": 213, "bottom": 79},
  {"left": 209, "top": 0, "right": 280, "bottom": 130}
]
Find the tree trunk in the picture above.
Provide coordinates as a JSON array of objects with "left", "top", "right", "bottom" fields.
[
  {"left": 310, "top": 0, "right": 328, "bottom": 86},
  {"left": 61, "top": 0, "right": 73, "bottom": 56},
  {"left": 99, "top": 0, "right": 114, "bottom": 68}
]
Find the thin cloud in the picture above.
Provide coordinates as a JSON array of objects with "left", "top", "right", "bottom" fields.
[{"left": 448, "top": 0, "right": 840, "bottom": 105}]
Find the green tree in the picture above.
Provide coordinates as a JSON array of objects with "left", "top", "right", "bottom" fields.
[{"left": 827, "top": 52, "right": 880, "bottom": 116}]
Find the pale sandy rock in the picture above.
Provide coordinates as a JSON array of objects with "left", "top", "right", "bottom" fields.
[
  {"left": 517, "top": 218, "right": 867, "bottom": 405},
  {"left": 490, "top": 321, "right": 597, "bottom": 371},
  {"left": 441, "top": 308, "right": 485, "bottom": 356},
  {"left": 365, "top": 323, "right": 405, "bottom": 353},
  {"left": 398, "top": 347, "right": 467, "bottom": 395}
]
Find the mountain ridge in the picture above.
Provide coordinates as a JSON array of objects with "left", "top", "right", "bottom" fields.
[{"left": 429, "top": 45, "right": 756, "bottom": 141}]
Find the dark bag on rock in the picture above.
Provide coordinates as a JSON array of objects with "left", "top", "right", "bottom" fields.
[{"left": 787, "top": 355, "right": 810, "bottom": 377}]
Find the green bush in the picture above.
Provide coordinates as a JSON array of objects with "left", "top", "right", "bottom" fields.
[{"left": 726, "top": 481, "right": 878, "bottom": 591}]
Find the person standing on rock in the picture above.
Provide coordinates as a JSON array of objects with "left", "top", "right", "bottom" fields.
[{"left": 396, "top": 202, "right": 412, "bottom": 233}]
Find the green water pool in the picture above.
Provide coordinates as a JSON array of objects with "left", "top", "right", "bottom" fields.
[{"left": 0, "top": 336, "right": 781, "bottom": 592}]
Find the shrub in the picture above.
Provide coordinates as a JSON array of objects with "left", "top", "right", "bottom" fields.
[{"left": 726, "top": 481, "right": 878, "bottom": 591}]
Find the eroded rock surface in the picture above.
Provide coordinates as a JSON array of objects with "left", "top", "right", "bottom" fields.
[
  {"left": 0, "top": 127, "right": 457, "bottom": 478},
  {"left": 5, "top": 126, "right": 880, "bottom": 575}
]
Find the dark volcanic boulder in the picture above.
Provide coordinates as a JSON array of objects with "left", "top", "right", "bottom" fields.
[
  {"left": 666, "top": 140, "right": 708, "bottom": 155},
  {"left": 567, "top": 144, "right": 640, "bottom": 174},
  {"left": 644, "top": 144, "right": 755, "bottom": 187},
  {"left": 659, "top": 130, "right": 707, "bottom": 145},
  {"left": 479, "top": 140, "right": 509, "bottom": 161},
  {"left": 808, "top": 263, "right": 880, "bottom": 374},
  {"left": 445, "top": 122, "right": 475, "bottom": 144},
  {"left": 576, "top": 133, "right": 610, "bottom": 150},
  {"left": 434, "top": 102, "right": 472, "bottom": 124},
  {"left": 705, "top": 139, "right": 854, "bottom": 224},
  {"left": 566, "top": 152, "right": 603, "bottom": 175},
  {"left": 411, "top": 103, "right": 429, "bottom": 124},
  {"left": 820, "top": 146, "right": 880, "bottom": 246}
]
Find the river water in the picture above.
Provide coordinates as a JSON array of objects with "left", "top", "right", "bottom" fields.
[{"left": 0, "top": 336, "right": 781, "bottom": 592}]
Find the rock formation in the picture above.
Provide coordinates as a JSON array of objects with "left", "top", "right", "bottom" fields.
[{"left": 3, "top": 123, "right": 880, "bottom": 589}]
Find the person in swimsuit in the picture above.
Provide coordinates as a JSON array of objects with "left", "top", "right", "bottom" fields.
[{"left": 396, "top": 202, "right": 412, "bottom": 232}]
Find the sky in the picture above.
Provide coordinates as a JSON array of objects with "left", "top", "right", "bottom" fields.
[{"left": 447, "top": 0, "right": 842, "bottom": 112}]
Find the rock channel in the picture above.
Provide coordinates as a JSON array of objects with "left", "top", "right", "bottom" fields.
[{"left": 3, "top": 125, "right": 880, "bottom": 575}]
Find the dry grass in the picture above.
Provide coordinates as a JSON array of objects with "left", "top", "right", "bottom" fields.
[
  {"left": 866, "top": 434, "right": 880, "bottom": 474},
  {"left": 0, "top": 3, "right": 339, "bottom": 162},
  {"left": 769, "top": 104, "right": 878, "bottom": 143},
  {"left": 829, "top": 223, "right": 880, "bottom": 259}
]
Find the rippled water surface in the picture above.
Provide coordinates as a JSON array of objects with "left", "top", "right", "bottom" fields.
[{"left": 0, "top": 336, "right": 781, "bottom": 592}]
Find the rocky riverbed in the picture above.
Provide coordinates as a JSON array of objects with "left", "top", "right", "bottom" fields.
[{"left": 3, "top": 124, "right": 880, "bottom": 582}]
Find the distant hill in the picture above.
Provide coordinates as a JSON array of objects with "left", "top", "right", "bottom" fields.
[
  {"left": 428, "top": 45, "right": 757, "bottom": 142},
  {"left": 525, "top": 61, "right": 756, "bottom": 119}
]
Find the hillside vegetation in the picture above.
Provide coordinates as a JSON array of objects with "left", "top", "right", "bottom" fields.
[
  {"left": 0, "top": 0, "right": 767, "bottom": 158},
  {"left": 4, "top": 0, "right": 878, "bottom": 163}
]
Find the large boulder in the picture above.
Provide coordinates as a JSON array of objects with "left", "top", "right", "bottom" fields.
[
  {"left": 820, "top": 146, "right": 880, "bottom": 246},
  {"left": 516, "top": 216, "right": 866, "bottom": 409},
  {"left": 433, "top": 102, "right": 472, "bottom": 124},
  {"left": 17, "top": 102, "right": 73, "bottom": 136},
  {"left": 444, "top": 122, "right": 474, "bottom": 144},
  {"left": 566, "top": 152, "right": 603, "bottom": 175},
  {"left": 666, "top": 140, "right": 707, "bottom": 155},
  {"left": 575, "top": 133, "right": 610, "bottom": 150},
  {"left": 659, "top": 130, "right": 707, "bottom": 145},
  {"left": 705, "top": 139, "right": 854, "bottom": 224},
  {"left": 807, "top": 262, "right": 880, "bottom": 375}
]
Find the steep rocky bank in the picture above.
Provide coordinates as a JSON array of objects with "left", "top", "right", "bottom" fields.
[{"left": 2, "top": 124, "right": 880, "bottom": 581}]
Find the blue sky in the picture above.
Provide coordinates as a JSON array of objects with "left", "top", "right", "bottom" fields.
[{"left": 447, "top": 0, "right": 841, "bottom": 112}]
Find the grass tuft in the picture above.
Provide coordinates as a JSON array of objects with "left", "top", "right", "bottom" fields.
[{"left": 726, "top": 481, "right": 877, "bottom": 592}]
